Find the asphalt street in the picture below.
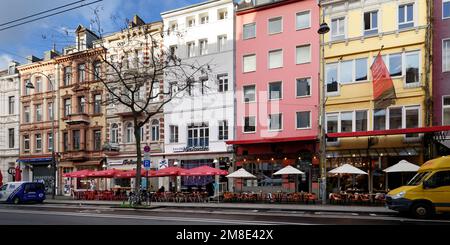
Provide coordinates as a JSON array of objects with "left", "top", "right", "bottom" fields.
[{"left": 1, "top": 203, "right": 450, "bottom": 225}]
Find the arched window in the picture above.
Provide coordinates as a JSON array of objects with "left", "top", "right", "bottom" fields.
[
  {"left": 110, "top": 123, "right": 118, "bottom": 143},
  {"left": 151, "top": 120, "right": 159, "bottom": 141},
  {"left": 126, "top": 122, "right": 134, "bottom": 143}
]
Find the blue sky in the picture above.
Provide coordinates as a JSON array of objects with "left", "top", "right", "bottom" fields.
[{"left": 0, "top": 0, "right": 205, "bottom": 69}]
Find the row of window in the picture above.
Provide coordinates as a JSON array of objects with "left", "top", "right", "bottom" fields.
[
  {"left": 243, "top": 112, "right": 311, "bottom": 133},
  {"left": 330, "top": 3, "right": 426, "bottom": 41},
  {"left": 242, "top": 77, "right": 311, "bottom": 102},
  {"left": 109, "top": 120, "right": 160, "bottom": 144},
  {"left": 326, "top": 51, "right": 421, "bottom": 94},
  {"left": 22, "top": 132, "right": 54, "bottom": 153},
  {"left": 63, "top": 62, "right": 101, "bottom": 87},
  {"left": 63, "top": 94, "right": 102, "bottom": 117},
  {"left": 326, "top": 106, "right": 420, "bottom": 134},
  {"left": 182, "top": 35, "right": 228, "bottom": 58},
  {"left": 23, "top": 76, "right": 55, "bottom": 96},
  {"left": 22, "top": 102, "right": 53, "bottom": 123},
  {"left": 242, "top": 44, "right": 311, "bottom": 73},
  {"left": 242, "top": 10, "right": 311, "bottom": 40},
  {"left": 22, "top": 95, "right": 101, "bottom": 123},
  {"left": 168, "top": 8, "right": 229, "bottom": 34},
  {"left": 168, "top": 121, "right": 229, "bottom": 146},
  {"left": 23, "top": 131, "right": 102, "bottom": 153}
]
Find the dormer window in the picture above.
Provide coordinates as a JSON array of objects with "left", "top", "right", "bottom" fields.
[{"left": 78, "top": 36, "right": 86, "bottom": 51}]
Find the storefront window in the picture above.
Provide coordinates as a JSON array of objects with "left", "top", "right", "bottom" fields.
[{"left": 243, "top": 162, "right": 282, "bottom": 187}]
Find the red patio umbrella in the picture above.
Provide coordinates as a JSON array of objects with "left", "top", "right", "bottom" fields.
[
  {"left": 88, "top": 169, "right": 125, "bottom": 178},
  {"left": 153, "top": 167, "right": 188, "bottom": 177},
  {"left": 0, "top": 170, "right": 3, "bottom": 186},
  {"left": 180, "top": 166, "right": 228, "bottom": 176},
  {"left": 114, "top": 169, "right": 156, "bottom": 178},
  {"left": 63, "top": 169, "right": 93, "bottom": 178},
  {"left": 15, "top": 165, "right": 21, "bottom": 181}
]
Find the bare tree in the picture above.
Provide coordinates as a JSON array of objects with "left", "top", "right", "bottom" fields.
[{"left": 84, "top": 11, "right": 212, "bottom": 203}]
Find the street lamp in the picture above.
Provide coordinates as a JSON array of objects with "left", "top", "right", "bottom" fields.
[
  {"left": 213, "top": 159, "right": 219, "bottom": 201},
  {"left": 26, "top": 74, "right": 57, "bottom": 199},
  {"left": 317, "top": 4, "right": 330, "bottom": 205}
]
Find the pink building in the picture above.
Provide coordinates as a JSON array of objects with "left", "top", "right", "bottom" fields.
[{"left": 227, "top": 0, "right": 320, "bottom": 193}]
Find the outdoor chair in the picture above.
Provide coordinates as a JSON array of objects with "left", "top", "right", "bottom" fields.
[
  {"left": 304, "top": 193, "right": 317, "bottom": 204},
  {"left": 329, "top": 193, "right": 343, "bottom": 204}
]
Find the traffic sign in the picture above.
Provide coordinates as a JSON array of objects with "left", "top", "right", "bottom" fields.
[
  {"left": 143, "top": 160, "right": 151, "bottom": 169},
  {"left": 144, "top": 145, "right": 150, "bottom": 153}
]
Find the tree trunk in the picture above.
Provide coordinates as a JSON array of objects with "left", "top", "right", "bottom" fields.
[{"left": 134, "top": 120, "right": 142, "bottom": 203}]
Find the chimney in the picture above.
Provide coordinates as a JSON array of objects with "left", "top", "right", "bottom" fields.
[
  {"left": 26, "top": 55, "right": 42, "bottom": 64},
  {"left": 128, "top": 15, "right": 145, "bottom": 28},
  {"left": 44, "top": 50, "right": 60, "bottom": 60}
]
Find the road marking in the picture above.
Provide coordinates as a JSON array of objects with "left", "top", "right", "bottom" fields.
[{"left": 0, "top": 208, "right": 319, "bottom": 225}]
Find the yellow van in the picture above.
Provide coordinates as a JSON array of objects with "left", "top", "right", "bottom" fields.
[{"left": 386, "top": 156, "right": 450, "bottom": 219}]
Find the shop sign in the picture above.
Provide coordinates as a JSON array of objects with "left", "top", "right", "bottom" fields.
[
  {"left": 123, "top": 159, "right": 137, "bottom": 165},
  {"left": 173, "top": 146, "right": 209, "bottom": 152}
]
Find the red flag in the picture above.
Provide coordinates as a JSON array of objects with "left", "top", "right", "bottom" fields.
[
  {"left": 371, "top": 53, "right": 396, "bottom": 109},
  {"left": 15, "top": 165, "right": 21, "bottom": 182}
]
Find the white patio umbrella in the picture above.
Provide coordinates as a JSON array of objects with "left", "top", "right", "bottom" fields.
[
  {"left": 329, "top": 164, "right": 368, "bottom": 191},
  {"left": 226, "top": 168, "right": 256, "bottom": 192},
  {"left": 273, "top": 166, "right": 304, "bottom": 192},
  {"left": 383, "top": 160, "right": 420, "bottom": 189}
]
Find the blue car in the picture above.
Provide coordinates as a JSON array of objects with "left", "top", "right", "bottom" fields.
[{"left": 0, "top": 181, "right": 46, "bottom": 204}]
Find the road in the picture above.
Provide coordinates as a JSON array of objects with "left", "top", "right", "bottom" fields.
[{"left": 1, "top": 203, "right": 450, "bottom": 225}]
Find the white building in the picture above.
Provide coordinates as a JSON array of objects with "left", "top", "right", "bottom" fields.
[
  {"left": 0, "top": 62, "right": 21, "bottom": 183},
  {"left": 161, "top": 0, "right": 235, "bottom": 191}
]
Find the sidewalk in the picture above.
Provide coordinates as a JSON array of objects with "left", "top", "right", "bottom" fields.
[{"left": 45, "top": 197, "right": 396, "bottom": 215}]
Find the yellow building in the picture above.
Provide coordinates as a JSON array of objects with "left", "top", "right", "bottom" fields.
[{"left": 321, "top": 0, "right": 433, "bottom": 191}]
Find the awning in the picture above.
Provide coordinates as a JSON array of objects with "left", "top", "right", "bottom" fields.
[
  {"left": 179, "top": 166, "right": 228, "bottom": 176},
  {"left": 327, "top": 125, "right": 450, "bottom": 138},
  {"left": 326, "top": 147, "right": 421, "bottom": 158},
  {"left": 17, "top": 157, "right": 52, "bottom": 164},
  {"left": 226, "top": 136, "right": 317, "bottom": 145}
]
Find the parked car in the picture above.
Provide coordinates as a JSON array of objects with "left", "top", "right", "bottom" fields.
[
  {"left": 386, "top": 156, "right": 450, "bottom": 219},
  {"left": 0, "top": 181, "right": 46, "bottom": 204}
]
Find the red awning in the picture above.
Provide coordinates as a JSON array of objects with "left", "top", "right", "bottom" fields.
[
  {"left": 180, "top": 166, "right": 228, "bottom": 176},
  {"left": 326, "top": 126, "right": 450, "bottom": 138},
  {"left": 226, "top": 136, "right": 317, "bottom": 145}
]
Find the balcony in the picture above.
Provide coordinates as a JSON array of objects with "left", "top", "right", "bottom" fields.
[
  {"left": 64, "top": 113, "right": 90, "bottom": 125},
  {"left": 62, "top": 151, "right": 88, "bottom": 161}
]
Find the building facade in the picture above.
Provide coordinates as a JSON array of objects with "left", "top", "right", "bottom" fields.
[
  {"left": 56, "top": 25, "right": 106, "bottom": 192},
  {"left": 433, "top": 0, "right": 450, "bottom": 141},
  {"left": 229, "top": 0, "right": 320, "bottom": 193},
  {"left": 0, "top": 62, "right": 20, "bottom": 183},
  {"left": 322, "top": 0, "right": 433, "bottom": 191},
  {"left": 17, "top": 52, "right": 60, "bottom": 194},
  {"left": 162, "top": 0, "right": 235, "bottom": 191},
  {"left": 100, "top": 17, "right": 165, "bottom": 191}
]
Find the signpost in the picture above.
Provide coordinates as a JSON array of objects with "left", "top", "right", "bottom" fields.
[{"left": 143, "top": 146, "right": 150, "bottom": 192}]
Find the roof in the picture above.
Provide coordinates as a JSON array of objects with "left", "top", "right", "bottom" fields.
[
  {"left": 419, "top": 156, "right": 450, "bottom": 172},
  {"left": 326, "top": 126, "right": 450, "bottom": 138},
  {"left": 226, "top": 136, "right": 317, "bottom": 145},
  {"left": 161, "top": 0, "right": 229, "bottom": 17}
]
